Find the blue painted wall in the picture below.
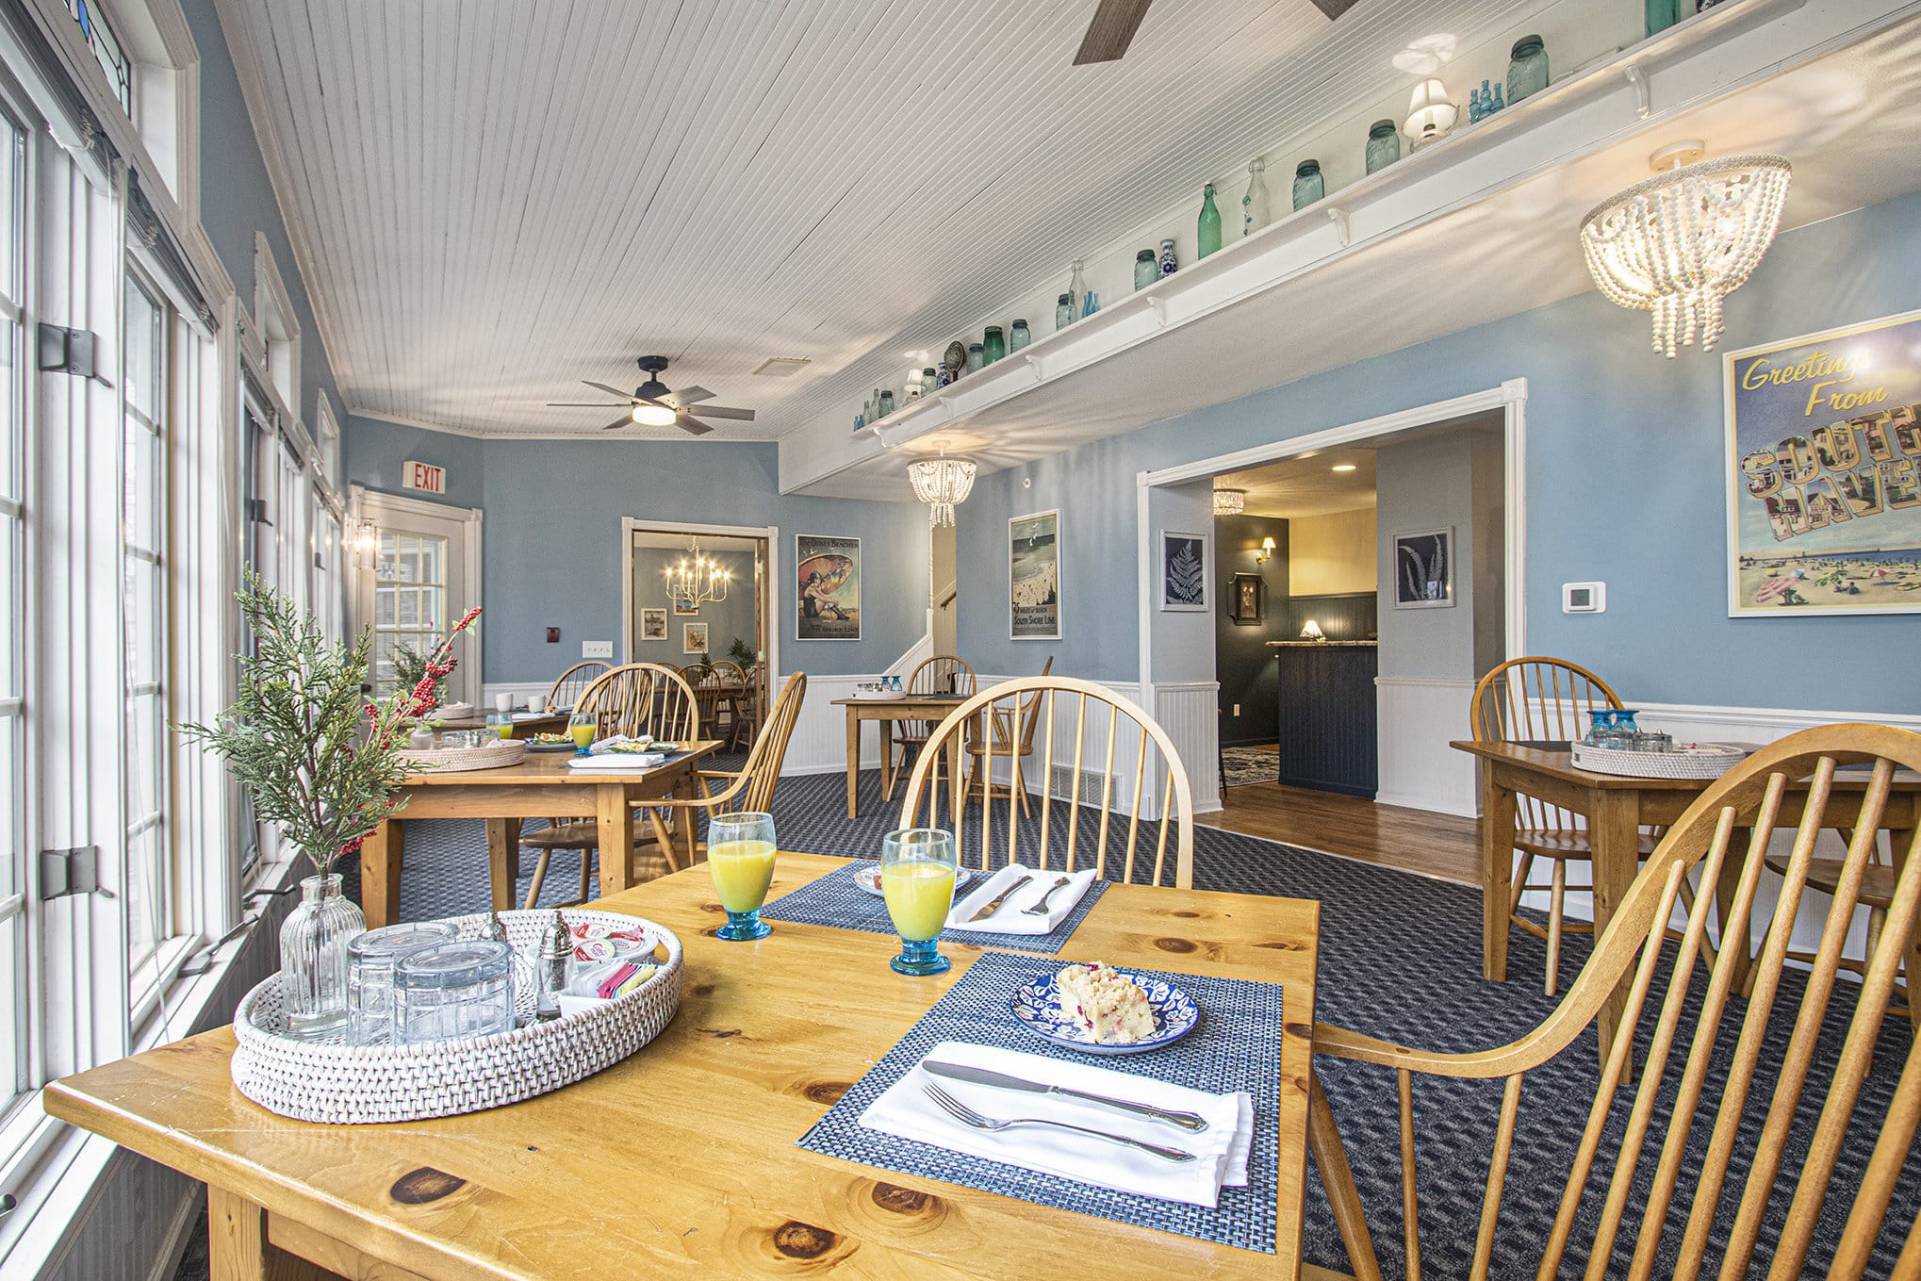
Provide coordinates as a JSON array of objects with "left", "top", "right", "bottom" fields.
[
  {"left": 343, "top": 421, "right": 930, "bottom": 682},
  {"left": 958, "top": 191, "right": 1921, "bottom": 715}
]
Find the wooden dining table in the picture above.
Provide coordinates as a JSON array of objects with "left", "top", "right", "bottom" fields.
[
  {"left": 360, "top": 741, "right": 720, "bottom": 928},
  {"left": 833, "top": 693, "right": 969, "bottom": 818},
  {"left": 1453, "top": 738, "right": 1921, "bottom": 1063},
  {"left": 45, "top": 853, "right": 1339, "bottom": 1281}
]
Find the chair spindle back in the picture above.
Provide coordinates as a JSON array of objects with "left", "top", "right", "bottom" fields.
[
  {"left": 1471, "top": 655, "right": 1623, "bottom": 834},
  {"left": 574, "top": 662, "right": 700, "bottom": 743}
]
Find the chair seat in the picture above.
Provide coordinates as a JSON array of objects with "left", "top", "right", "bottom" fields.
[
  {"left": 521, "top": 822, "right": 595, "bottom": 851},
  {"left": 1512, "top": 828, "right": 1659, "bottom": 859},
  {"left": 1764, "top": 854, "right": 1898, "bottom": 910}
]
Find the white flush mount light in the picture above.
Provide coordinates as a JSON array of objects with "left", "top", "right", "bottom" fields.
[
  {"left": 1212, "top": 488, "right": 1246, "bottom": 517},
  {"left": 907, "top": 444, "right": 976, "bottom": 527},
  {"left": 1579, "top": 141, "right": 1791, "bottom": 358},
  {"left": 1403, "top": 78, "right": 1458, "bottom": 145},
  {"left": 631, "top": 401, "right": 678, "bottom": 427}
]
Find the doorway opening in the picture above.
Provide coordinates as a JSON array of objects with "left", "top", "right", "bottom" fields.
[
  {"left": 349, "top": 486, "right": 484, "bottom": 709},
  {"left": 931, "top": 522, "right": 958, "bottom": 656}
]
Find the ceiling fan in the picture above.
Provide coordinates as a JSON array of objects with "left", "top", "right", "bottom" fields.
[
  {"left": 546, "top": 355, "right": 757, "bottom": 436},
  {"left": 1072, "top": 0, "right": 1356, "bottom": 65}
]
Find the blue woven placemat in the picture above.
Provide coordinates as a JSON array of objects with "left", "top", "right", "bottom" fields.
[
  {"left": 797, "top": 951, "right": 1283, "bottom": 1253},
  {"left": 760, "top": 860, "right": 1108, "bottom": 955}
]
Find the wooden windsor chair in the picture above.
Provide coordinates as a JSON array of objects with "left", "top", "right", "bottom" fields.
[
  {"left": 962, "top": 655, "right": 1054, "bottom": 814},
  {"left": 519, "top": 662, "right": 702, "bottom": 906},
  {"left": 897, "top": 676, "right": 1195, "bottom": 888},
  {"left": 883, "top": 654, "right": 977, "bottom": 802},
  {"left": 630, "top": 672, "right": 807, "bottom": 871},
  {"left": 1310, "top": 723, "right": 1921, "bottom": 1281},
  {"left": 1470, "top": 656, "right": 1710, "bottom": 996},
  {"left": 1753, "top": 825, "right": 1914, "bottom": 1021},
  {"left": 546, "top": 659, "right": 610, "bottom": 712},
  {"left": 711, "top": 659, "right": 752, "bottom": 750}
]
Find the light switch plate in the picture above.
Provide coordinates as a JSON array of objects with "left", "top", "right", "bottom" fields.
[
  {"left": 582, "top": 641, "right": 613, "bottom": 658},
  {"left": 1562, "top": 582, "right": 1606, "bottom": 613}
]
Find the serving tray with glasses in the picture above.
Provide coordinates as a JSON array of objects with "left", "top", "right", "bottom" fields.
[{"left": 231, "top": 909, "right": 682, "bottom": 1124}]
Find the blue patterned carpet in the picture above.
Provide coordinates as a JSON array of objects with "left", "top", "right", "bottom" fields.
[{"left": 187, "top": 765, "right": 1913, "bottom": 1280}]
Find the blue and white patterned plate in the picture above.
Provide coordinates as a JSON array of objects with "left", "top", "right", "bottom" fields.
[
  {"left": 1009, "top": 970, "right": 1200, "bottom": 1055},
  {"left": 852, "top": 862, "right": 974, "bottom": 897}
]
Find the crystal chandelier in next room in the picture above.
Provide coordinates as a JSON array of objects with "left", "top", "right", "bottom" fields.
[{"left": 1579, "top": 142, "right": 1790, "bottom": 358}]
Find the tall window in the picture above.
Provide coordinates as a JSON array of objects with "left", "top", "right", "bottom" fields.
[
  {"left": 66, "top": 0, "right": 132, "bottom": 116},
  {"left": 121, "top": 270, "right": 172, "bottom": 993},
  {"left": 0, "top": 104, "right": 25, "bottom": 1119}
]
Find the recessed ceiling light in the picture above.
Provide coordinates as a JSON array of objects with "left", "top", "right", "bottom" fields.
[{"left": 1331, "top": 463, "right": 1358, "bottom": 473}]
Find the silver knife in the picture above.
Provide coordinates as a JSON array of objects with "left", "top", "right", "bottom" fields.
[
  {"left": 921, "top": 1060, "right": 1210, "bottom": 1132},
  {"left": 965, "top": 872, "right": 1033, "bottom": 923}
]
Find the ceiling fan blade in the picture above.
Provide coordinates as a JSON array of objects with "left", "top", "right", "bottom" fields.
[
  {"left": 1073, "top": 0, "right": 1151, "bottom": 64},
  {"left": 1306, "top": 0, "right": 1358, "bottom": 16},
  {"left": 599, "top": 415, "right": 634, "bottom": 431},
  {"left": 670, "top": 385, "right": 716, "bottom": 405},
  {"left": 676, "top": 415, "right": 716, "bottom": 436},
  {"left": 685, "top": 404, "right": 755, "bottom": 421},
  {"left": 547, "top": 400, "right": 628, "bottom": 407},
  {"left": 583, "top": 380, "right": 637, "bottom": 400}
]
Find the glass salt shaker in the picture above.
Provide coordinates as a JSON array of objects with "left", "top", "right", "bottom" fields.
[{"left": 538, "top": 910, "right": 570, "bottom": 1021}]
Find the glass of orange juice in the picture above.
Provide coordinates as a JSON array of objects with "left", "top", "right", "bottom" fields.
[
  {"left": 708, "top": 812, "right": 777, "bottom": 941},
  {"left": 568, "top": 710, "right": 597, "bottom": 756},
  {"left": 880, "top": 829, "right": 958, "bottom": 975}
]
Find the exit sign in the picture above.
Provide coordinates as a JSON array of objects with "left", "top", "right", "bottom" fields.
[{"left": 400, "top": 460, "right": 446, "bottom": 494}]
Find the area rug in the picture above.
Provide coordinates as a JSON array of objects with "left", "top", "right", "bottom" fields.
[
  {"left": 219, "top": 766, "right": 1914, "bottom": 1281},
  {"left": 1221, "top": 743, "right": 1278, "bottom": 787}
]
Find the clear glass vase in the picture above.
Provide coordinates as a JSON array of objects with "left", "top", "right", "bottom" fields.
[{"left": 280, "top": 872, "right": 365, "bottom": 1040}]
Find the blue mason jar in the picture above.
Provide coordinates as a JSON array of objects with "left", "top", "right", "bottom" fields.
[
  {"left": 1507, "top": 35, "right": 1548, "bottom": 103},
  {"left": 1291, "top": 160, "right": 1324, "bottom": 211},
  {"left": 1364, "top": 120, "right": 1399, "bottom": 174}
]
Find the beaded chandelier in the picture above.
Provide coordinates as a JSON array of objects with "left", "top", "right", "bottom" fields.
[
  {"left": 1212, "top": 488, "right": 1246, "bottom": 517},
  {"left": 907, "top": 451, "right": 977, "bottom": 527},
  {"left": 1579, "top": 148, "right": 1790, "bottom": 358}
]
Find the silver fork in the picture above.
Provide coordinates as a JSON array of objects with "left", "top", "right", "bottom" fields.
[
  {"left": 1022, "top": 875, "right": 1073, "bottom": 916},
  {"left": 920, "top": 1081, "right": 1197, "bottom": 1163}
]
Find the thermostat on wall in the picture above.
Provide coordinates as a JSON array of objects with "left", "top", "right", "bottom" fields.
[{"left": 1563, "top": 582, "right": 1606, "bottom": 614}]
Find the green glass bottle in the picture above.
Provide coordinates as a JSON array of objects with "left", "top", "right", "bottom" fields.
[
  {"left": 1197, "top": 183, "right": 1222, "bottom": 259},
  {"left": 1645, "top": 0, "right": 1681, "bottom": 36}
]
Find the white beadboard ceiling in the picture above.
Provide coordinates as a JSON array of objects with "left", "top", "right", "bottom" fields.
[{"left": 220, "top": 0, "right": 1537, "bottom": 439}]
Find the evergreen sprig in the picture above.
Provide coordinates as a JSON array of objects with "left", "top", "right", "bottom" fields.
[{"left": 181, "top": 573, "right": 481, "bottom": 877}]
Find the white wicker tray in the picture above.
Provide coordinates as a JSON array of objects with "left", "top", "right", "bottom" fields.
[
  {"left": 394, "top": 738, "right": 527, "bottom": 772},
  {"left": 1570, "top": 741, "right": 1754, "bottom": 780},
  {"left": 231, "top": 909, "right": 682, "bottom": 1124}
]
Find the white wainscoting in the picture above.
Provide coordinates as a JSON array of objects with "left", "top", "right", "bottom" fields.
[
  {"left": 1151, "top": 682, "right": 1222, "bottom": 817},
  {"left": 1375, "top": 676, "right": 1478, "bottom": 818},
  {"left": 783, "top": 674, "right": 896, "bottom": 776}
]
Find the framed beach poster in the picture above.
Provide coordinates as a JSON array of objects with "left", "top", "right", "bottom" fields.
[
  {"left": 796, "top": 534, "right": 861, "bottom": 640},
  {"left": 682, "top": 622, "right": 709, "bottom": 655},
  {"left": 1009, "top": 509, "right": 1061, "bottom": 640},
  {"left": 1159, "top": 530, "right": 1208, "bottom": 612},
  {"left": 672, "top": 594, "right": 699, "bottom": 616},
  {"left": 640, "top": 608, "right": 668, "bottom": 642},
  {"left": 1725, "top": 308, "right": 1921, "bottom": 617},
  {"left": 1392, "top": 528, "right": 1453, "bottom": 609}
]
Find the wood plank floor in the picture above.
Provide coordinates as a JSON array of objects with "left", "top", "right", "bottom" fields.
[{"left": 1200, "top": 780, "right": 1483, "bottom": 885}]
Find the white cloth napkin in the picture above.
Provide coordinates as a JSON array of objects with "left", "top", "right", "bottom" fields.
[
  {"left": 859, "top": 1041, "right": 1253, "bottom": 1208},
  {"left": 947, "top": 864, "right": 1097, "bottom": 934},
  {"left": 566, "top": 751, "right": 668, "bottom": 771}
]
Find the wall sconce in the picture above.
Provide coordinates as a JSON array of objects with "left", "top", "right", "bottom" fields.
[
  {"left": 349, "top": 518, "right": 380, "bottom": 566},
  {"left": 1256, "top": 536, "right": 1276, "bottom": 566},
  {"left": 1300, "top": 619, "right": 1326, "bottom": 641}
]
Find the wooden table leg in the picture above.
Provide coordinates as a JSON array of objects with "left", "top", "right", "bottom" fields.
[
  {"left": 360, "top": 818, "right": 402, "bottom": 929},
  {"left": 485, "top": 818, "right": 521, "bottom": 913},
  {"left": 597, "top": 784, "right": 636, "bottom": 897},
  {"left": 1589, "top": 789, "right": 1643, "bottom": 1072},
  {"left": 207, "top": 1185, "right": 333, "bottom": 1281},
  {"left": 846, "top": 708, "right": 862, "bottom": 819},
  {"left": 1480, "top": 768, "right": 1516, "bottom": 983},
  {"left": 879, "top": 718, "right": 897, "bottom": 802}
]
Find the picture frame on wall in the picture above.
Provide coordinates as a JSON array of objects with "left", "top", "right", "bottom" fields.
[
  {"left": 1159, "top": 530, "right": 1208, "bottom": 612},
  {"left": 1724, "top": 307, "right": 1921, "bottom": 617},
  {"left": 1392, "top": 527, "right": 1454, "bottom": 609},
  {"left": 671, "top": 595, "right": 699, "bottom": 616},
  {"left": 1229, "top": 572, "right": 1264, "bottom": 624},
  {"left": 640, "top": 608, "right": 668, "bottom": 641},
  {"left": 1009, "top": 509, "right": 1061, "bottom": 640},
  {"left": 796, "top": 533, "right": 861, "bottom": 640},
  {"left": 682, "top": 622, "right": 709, "bottom": 655}
]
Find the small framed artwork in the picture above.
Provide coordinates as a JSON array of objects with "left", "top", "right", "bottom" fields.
[
  {"left": 1229, "top": 572, "right": 1264, "bottom": 624},
  {"left": 640, "top": 608, "right": 668, "bottom": 641},
  {"left": 1159, "top": 530, "right": 1208, "bottom": 612},
  {"left": 1393, "top": 527, "right": 1454, "bottom": 609},
  {"left": 1009, "top": 509, "right": 1061, "bottom": 640},
  {"left": 682, "top": 622, "right": 709, "bottom": 655},
  {"left": 672, "top": 595, "right": 700, "bottom": 616}
]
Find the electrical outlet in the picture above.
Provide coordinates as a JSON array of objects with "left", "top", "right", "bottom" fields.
[
  {"left": 1232, "top": 703, "right": 1242, "bottom": 718},
  {"left": 582, "top": 641, "right": 613, "bottom": 659}
]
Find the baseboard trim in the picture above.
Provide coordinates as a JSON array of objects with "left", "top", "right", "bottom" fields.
[{"left": 1374, "top": 787, "right": 1478, "bottom": 819}]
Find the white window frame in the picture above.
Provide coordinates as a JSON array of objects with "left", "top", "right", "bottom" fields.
[{"left": 252, "top": 231, "right": 298, "bottom": 414}]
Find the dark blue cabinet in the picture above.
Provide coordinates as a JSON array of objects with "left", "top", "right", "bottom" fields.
[{"left": 1272, "top": 643, "right": 1378, "bottom": 797}]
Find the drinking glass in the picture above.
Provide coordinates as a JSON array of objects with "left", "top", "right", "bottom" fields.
[
  {"left": 392, "top": 939, "right": 516, "bottom": 1045},
  {"left": 348, "top": 921, "right": 457, "bottom": 1045},
  {"left": 880, "top": 828, "right": 958, "bottom": 976},
  {"left": 708, "top": 811, "right": 777, "bottom": 941},
  {"left": 569, "top": 710, "right": 597, "bottom": 756}
]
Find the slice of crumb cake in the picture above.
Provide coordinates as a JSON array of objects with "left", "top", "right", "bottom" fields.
[{"left": 1055, "top": 962, "right": 1157, "bottom": 1044}]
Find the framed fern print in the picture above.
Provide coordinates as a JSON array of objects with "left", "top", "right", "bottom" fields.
[{"left": 1160, "top": 530, "right": 1209, "bottom": 612}]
